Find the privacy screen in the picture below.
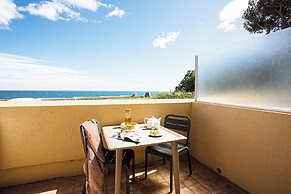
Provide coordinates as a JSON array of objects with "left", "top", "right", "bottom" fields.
[{"left": 197, "top": 28, "right": 291, "bottom": 113}]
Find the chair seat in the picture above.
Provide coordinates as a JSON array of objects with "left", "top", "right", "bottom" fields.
[{"left": 147, "top": 143, "right": 188, "bottom": 158}]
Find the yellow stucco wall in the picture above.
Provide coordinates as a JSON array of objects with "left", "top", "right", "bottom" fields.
[
  {"left": 1, "top": 99, "right": 291, "bottom": 194},
  {"left": 190, "top": 102, "right": 291, "bottom": 194},
  {"left": 0, "top": 99, "right": 193, "bottom": 187}
]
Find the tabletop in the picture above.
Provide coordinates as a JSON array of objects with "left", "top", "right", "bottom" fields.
[{"left": 102, "top": 124, "right": 186, "bottom": 150}]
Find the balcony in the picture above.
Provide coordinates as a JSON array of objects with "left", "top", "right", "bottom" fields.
[
  {"left": 1, "top": 28, "right": 290, "bottom": 194},
  {"left": 0, "top": 99, "right": 290, "bottom": 194}
]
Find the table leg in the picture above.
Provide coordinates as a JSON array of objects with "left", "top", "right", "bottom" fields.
[
  {"left": 171, "top": 141, "right": 180, "bottom": 194},
  {"left": 115, "top": 149, "right": 122, "bottom": 194}
]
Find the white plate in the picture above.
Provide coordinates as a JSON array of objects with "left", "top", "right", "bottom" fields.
[{"left": 149, "top": 134, "right": 163, "bottom": 137}]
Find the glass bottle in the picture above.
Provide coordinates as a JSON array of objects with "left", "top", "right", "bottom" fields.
[{"left": 125, "top": 108, "right": 132, "bottom": 129}]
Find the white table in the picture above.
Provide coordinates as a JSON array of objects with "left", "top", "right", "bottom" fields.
[{"left": 101, "top": 124, "right": 186, "bottom": 194}]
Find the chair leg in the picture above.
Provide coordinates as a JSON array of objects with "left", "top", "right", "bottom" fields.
[
  {"left": 145, "top": 149, "right": 148, "bottom": 179},
  {"left": 132, "top": 151, "right": 135, "bottom": 182},
  {"left": 125, "top": 166, "right": 130, "bottom": 194},
  {"left": 170, "top": 159, "right": 173, "bottom": 193},
  {"left": 186, "top": 148, "right": 192, "bottom": 175},
  {"left": 82, "top": 180, "right": 86, "bottom": 194},
  {"left": 163, "top": 158, "right": 166, "bottom": 164}
]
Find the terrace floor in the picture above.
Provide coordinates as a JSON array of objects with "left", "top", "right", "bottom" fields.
[{"left": 0, "top": 156, "right": 248, "bottom": 194}]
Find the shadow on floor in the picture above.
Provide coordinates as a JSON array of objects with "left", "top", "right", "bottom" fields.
[{"left": 0, "top": 156, "right": 248, "bottom": 194}]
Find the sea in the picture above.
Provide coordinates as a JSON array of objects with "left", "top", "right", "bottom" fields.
[{"left": 0, "top": 90, "right": 162, "bottom": 101}]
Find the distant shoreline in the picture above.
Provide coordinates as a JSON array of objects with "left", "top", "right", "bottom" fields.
[{"left": 0, "top": 90, "right": 164, "bottom": 101}]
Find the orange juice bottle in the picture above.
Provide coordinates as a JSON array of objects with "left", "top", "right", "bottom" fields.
[{"left": 125, "top": 108, "right": 132, "bottom": 129}]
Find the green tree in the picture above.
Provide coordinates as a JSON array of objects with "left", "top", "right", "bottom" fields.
[
  {"left": 242, "top": 0, "right": 291, "bottom": 34},
  {"left": 175, "top": 70, "right": 195, "bottom": 92}
]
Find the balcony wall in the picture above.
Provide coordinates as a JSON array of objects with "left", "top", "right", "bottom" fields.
[
  {"left": 191, "top": 102, "right": 291, "bottom": 194},
  {"left": 1, "top": 100, "right": 290, "bottom": 194},
  {"left": 0, "top": 99, "right": 193, "bottom": 188}
]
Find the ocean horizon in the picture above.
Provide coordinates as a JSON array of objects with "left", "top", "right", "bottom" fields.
[{"left": 0, "top": 90, "right": 163, "bottom": 100}]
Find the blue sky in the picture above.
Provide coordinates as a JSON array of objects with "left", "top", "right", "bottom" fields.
[{"left": 0, "top": 0, "right": 258, "bottom": 91}]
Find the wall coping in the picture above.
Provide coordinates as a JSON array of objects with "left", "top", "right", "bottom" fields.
[{"left": 0, "top": 99, "right": 195, "bottom": 107}]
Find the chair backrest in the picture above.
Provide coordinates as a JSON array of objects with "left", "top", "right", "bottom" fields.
[
  {"left": 80, "top": 120, "right": 102, "bottom": 158},
  {"left": 164, "top": 114, "right": 191, "bottom": 145}
]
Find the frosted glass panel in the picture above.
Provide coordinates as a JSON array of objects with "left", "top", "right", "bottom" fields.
[{"left": 197, "top": 28, "right": 291, "bottom": 113}]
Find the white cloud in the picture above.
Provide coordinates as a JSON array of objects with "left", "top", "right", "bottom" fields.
[
  {"left": 0, "top": 0, "right": 23, "bottom": 30},
  {"left": 18, "top": 1, "right": 82, "bottom": 21},
  {"left": 0, "top": 53, "right": 109, "bottom": 90},
  {"left": 58, "top": 0, "right": 113, "bottom": 11},
  {"left": 97, "top": 2, "right": 114, "bottom": 9},
  {"left": 217, "top": 0, "right": 248, "bottom": 32},
  {"left": 106, "top": 7, "right": 126, "bottom": 18},
  {"left": 153, "top": 31, "right": 180, "bottom": 49},
  {"left": 58, "top": 0, "right": 98, "bottom": 12},
  {"left": 1, "top": 0, "right": 125, "bottom": 29}
]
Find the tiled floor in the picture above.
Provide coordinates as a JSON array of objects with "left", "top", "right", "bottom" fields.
[{"left": 0, "top": 156, "right": 248, "bottom": 194}]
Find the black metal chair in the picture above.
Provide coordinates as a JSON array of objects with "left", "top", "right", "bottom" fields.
[
  {"left": 144, "top": 114, "right": 192, "bottom": 193},
  {"left": 80, "top": 120, "right": 135, "bottom": 194}
]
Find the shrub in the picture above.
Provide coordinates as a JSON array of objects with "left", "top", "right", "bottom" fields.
[{"left": 152, "top": 92, "right": 194, "bottom": 99}]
